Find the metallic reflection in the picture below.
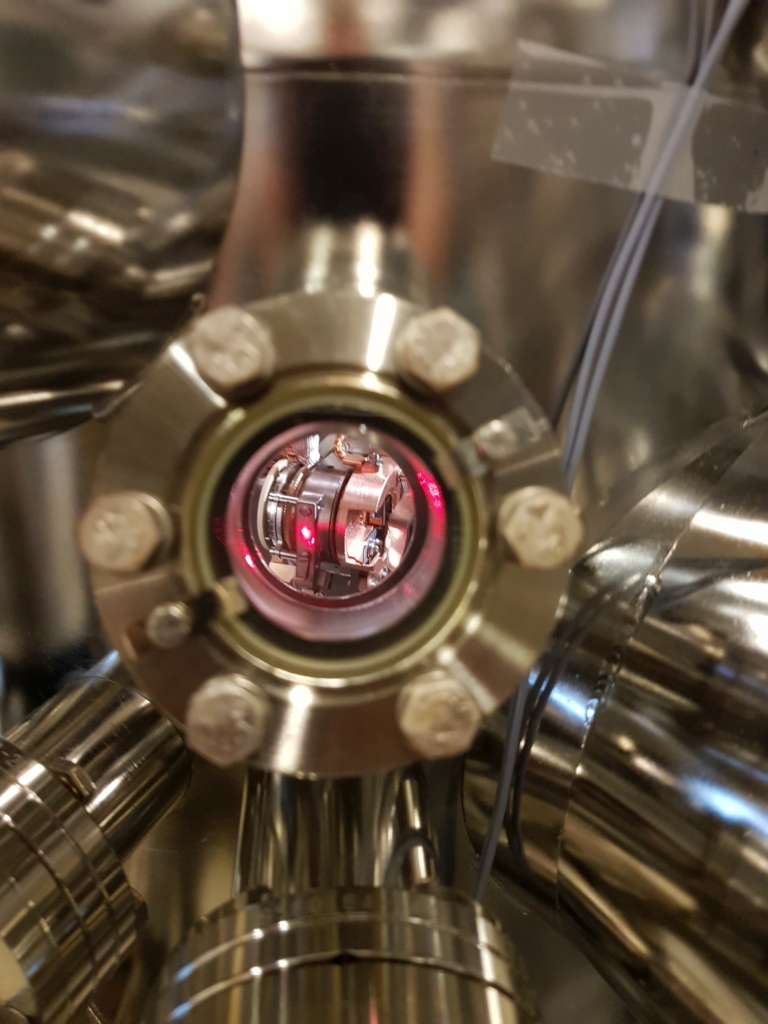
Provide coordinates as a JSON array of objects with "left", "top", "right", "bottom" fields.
[
  {"left": 464, "top": 414, "right": 768, "bottom": 1024},
  {"left": 0, "top": 0, "right": 241, "bottom": 440},
  {"left": 156, "top": 887, "right": 538, "bottom": 1024},
  {"left": 234, "top": 766, "right": 437, "bottom": 895}
]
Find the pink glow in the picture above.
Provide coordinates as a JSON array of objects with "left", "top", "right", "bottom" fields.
[
  {"left": 299, "top": 524, "right": 316, "bottom": 548},
  {"left": 416, "top": 468, "right": 446, "bottom": 537}
]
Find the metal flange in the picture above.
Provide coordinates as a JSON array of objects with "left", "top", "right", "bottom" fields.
[{"left": 83, "top": 291, "right": 575, "bottom": 776}]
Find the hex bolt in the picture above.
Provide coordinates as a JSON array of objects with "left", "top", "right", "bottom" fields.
[
  {"left": 185, "top": 305, "right": 276, "bottom": 392},
  {"left": 498, "top": 485, "right": 583, "bottom": 570},
  {"left": 397, "top": 670, "right": 483, "bottom": 760},
  {"left": 395, "top": 307, "right": 480, "bottom": 392},
  {"left": 473, "top": 417, "right": 521, "bottom": 463},
  {"left": 78, "top": 492, "right": 170, "bottom": 573},
  {"left": 145, "top": 601, "right": 194, "bottom": 650},
  {"left": 185, "top": 673, "right": 270, "bottom": 768}
]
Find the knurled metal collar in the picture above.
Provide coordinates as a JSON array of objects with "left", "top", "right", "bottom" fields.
[
  {"left": 0, "top": 739, "right": 137, "bottom": 1024},
  {"left": 86, "top": 290, "right": 570, "bottom": 776},
  {"left": 158, "top": 886, "right": 535, "bottom": 1022}
]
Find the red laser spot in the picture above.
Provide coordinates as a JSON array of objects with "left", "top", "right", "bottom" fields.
[
  {"left": 299, "top": 524, "right": 316, "bottom": 548},
  {"left": 416, "top": 469, "right": 446, "bottom": 537}
]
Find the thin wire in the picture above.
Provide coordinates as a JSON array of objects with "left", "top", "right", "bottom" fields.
[
  {"left": 475, "top": 0, "right": 751, "bottom": 902},
  {"left": 564, "top": 195, "right": 664, "bottom": 489},
  {"left": 686, "top": 0, "right": 703, "bottom": 80},
  {"left": 473, "top": 576, "right": 631, "bottom": 901},
  {"left": 702, "top": 0, "right": 719, "bottom": 61},
  {"left": 551, "top": 0, "right": 705, "bottom": 431},
  {"left": 548, "top": 193, "right": 644, "bottom": 427},
  {"left": 384, "top": 829, "right": 440, "bottom": 888},
  {"left": 473, "top": 680, "right": 528, "bottom": 900},
  {"left": 561, "top": 0, "right": 751, "bottom": 485}
]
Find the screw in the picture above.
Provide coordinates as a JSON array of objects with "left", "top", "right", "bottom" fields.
[
  {"left": 473, "top": 417, "right": 520, "bottom": 463},
  {"left": 185, "top": 674, "right": 270, "bottom": 768},
  {"left": 185, "top": 305, "right": 276, "bottom": 392},
  {"left": 145, "top": 601, "right": 194, "bottom": 650},
  {"left": 398, "top": 670, "right": 482, "bottom": 759},
  {"left": 498, "top": 485, "right": 583, "bottom": 570},
  {"left": 395, "top": 307, "right": 480, "bottom": 392},
  {"left": 47, "top": 757, "right": 96, "bottom": 801},
  {"left": 78, "top": 492, "right": 169, "bottom": 573}
]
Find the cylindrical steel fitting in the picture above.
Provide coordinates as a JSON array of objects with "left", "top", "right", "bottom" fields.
[
  {"left": 233, "top": 766, "right": 437, "bottom": 897},
  {"left": 7, "top": 671, "right": 190, "bottom": 862},
  {"left": 464, "top": 418, "right": 768, "bottom": 1024},
  {"left": 0, "top": 674, "right": 190, "bottom": 1024},
  {"left": 156, "top": 887, "right": 537, "bottom": 1024}
]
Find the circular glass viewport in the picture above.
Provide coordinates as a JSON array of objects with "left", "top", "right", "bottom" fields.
[{"left": 224, "top": 420, "right": 448, "bottom": 643}]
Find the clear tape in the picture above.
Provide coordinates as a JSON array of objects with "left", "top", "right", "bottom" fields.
[{"left": 494, "top": 38, "right": 768, "bottom": 212}]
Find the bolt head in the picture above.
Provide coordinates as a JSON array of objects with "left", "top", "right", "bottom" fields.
[
  {"left": 146, "top": 601, "right": 193, "bottom": 650},
  {"left": 186, "top": 305, "right": 276, "bottom": 391},
  {"left": 395, "top": 307, "right": 480, "bottom": 392},
  {"left": 185, "top": 674, "right": 270, "bottom": 767},
  {"left": 498, "top": 486, "right": 583, "bottom": 570},
  {"left": 398, "top": 670, "right": 482, "bottom": 759},
  {"left": 473, "top": 417, "right": 520, "bottom": 463},
  {"left": 78, "top": 492, "right": 164, "bottom": 573}
]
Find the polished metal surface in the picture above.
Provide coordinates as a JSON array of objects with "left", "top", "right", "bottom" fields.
[
  {"left": 237, "top": 0, "right": 517, "bottom": 66},
  {"left": 0, "top": 735, "right": 137, "bottom": 1024},
  {"left": 0, "top": 673, "right": 189, "bottom": 1024},
  {"left": 211, "top": 50, "right": 768, "bottom": 517},
  {"left": 7, "top": 669, "right": 190, "bottom": 861},
  {"left": 5, "top": 5, "right": 768, "bottom": 1024},
  {"left": 464, "top": 413, "right": 768, "bottom": 1024},
  {"left": 0, "top": 0, "right": 241, "bottom": 441},
  {"left": 156, "top": 886, "right": 538, "bottom": 1024},
  {"left": 0, "top": 423, "right": 102, "bottom": 720},
  {"left": 234, "top": 765, "right": 436, "bottom": 894},
  {"left": 85, "top": 287, "right": 570, "bottom": 776}
]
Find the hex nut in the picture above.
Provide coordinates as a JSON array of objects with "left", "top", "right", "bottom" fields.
[
  {"left": 145, "top": 601, "right": 194, "bottom": 650},
  {"left": 473, "top": 417, "right": 521, "bottom": 463},
  {"left": 395, "top": 307, "right": 480, "bottom": 392},
  {"left": 498, "top": 485, "right": 583, "bottom": 570},
  {"left": 398, "top": 670, "right": 483, "bottom": 759},
  {"left": 78, "top": 492, "right": 167, "bottom": 573},
  {"left": 185, "top": 674, "right": 270, "bottom": 768},
  {"left": 185, "top": 305, "right": 276, "bottom": 391}
]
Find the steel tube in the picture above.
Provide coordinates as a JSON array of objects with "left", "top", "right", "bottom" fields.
[
  {"left": 8, "top": 672, "right": 190, "bottom": 862},
  {"left": 234, "top": 765, "right": 436, "bottom": 896},
  {"left": 464, "top": 415, "right": 768, "bottom": 1024},
  {"left": 0, "top": 673, "right": 190, "bottom": 1023},
  {"left": 156, "top": 887, "right": 538, "bottom": 1024}
]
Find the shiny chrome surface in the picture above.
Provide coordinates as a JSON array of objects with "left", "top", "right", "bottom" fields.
[
  {"left": 7, "top": 669, "right": 190, "bottom": 861},
  {"left": 5, "top": 4, "right": 768, "bottom": 1024},
  {"left": 0, "top": 423, "right": 100, "bottom": 720},
  {"left": 234, "top": 766, "right": 436, "bottom": 894},
  {"left": 85, "top": 287, "right": 569, "bottom": 776},
  {"left": 0, "top": 673, "right": 189, "bottom": 1023},
  {"left": 0, "top": 0, "right": 240, "bottom": 441},
  {"left": 156, "top": 886, "right": 538, "bottom": 1024},
  {"left": 464, "top": 413, "right": 768, "bottom": 1024},
  {"left": 212, "top": 51, "right": 768, "bottom": 516},
  {"left": 236, "top": 0, "right": 518, "bottom": 66},
  {"left": 0, "top": 736, "right": 136, "bottom": 1024}
]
